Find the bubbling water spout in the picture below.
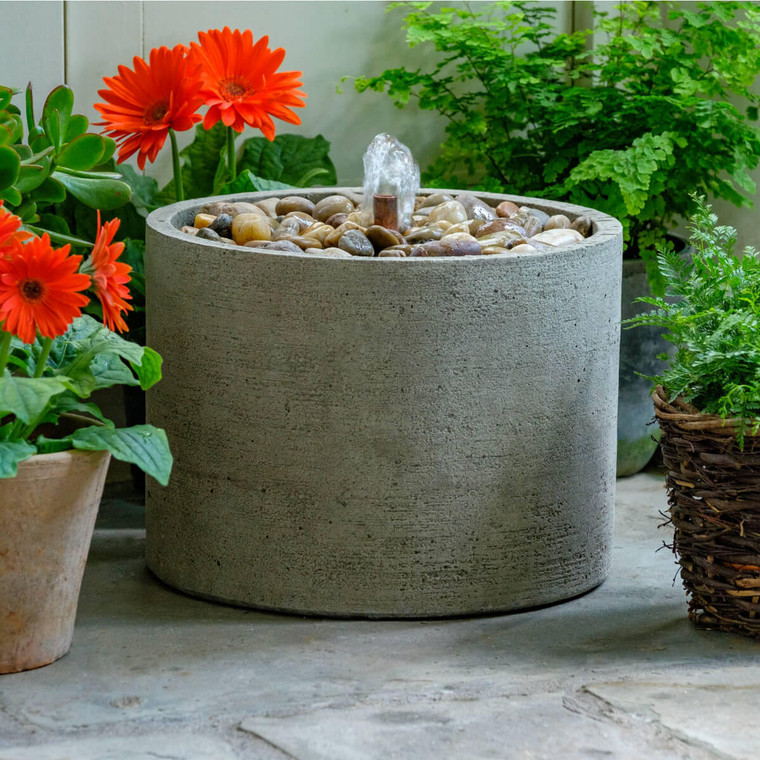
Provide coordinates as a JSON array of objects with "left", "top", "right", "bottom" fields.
[{"left": 362, "top": 133, "right": 420, "bottom": 232}]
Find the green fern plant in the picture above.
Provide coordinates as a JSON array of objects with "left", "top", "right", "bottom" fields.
[
  {"left": 625, "top": 195, "right": 760, "bottom": 442},
  {"left": 351, "top": 1, "right": 760, "bottom": 295}
]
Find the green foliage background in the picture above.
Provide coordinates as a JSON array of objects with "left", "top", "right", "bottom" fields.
[{"left": 352, "top": 1, "right": 760, "bottom": 295}]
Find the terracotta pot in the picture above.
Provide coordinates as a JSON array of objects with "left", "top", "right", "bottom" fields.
[{"left": 0, "top": 446, "right": 111, "bottom": 674}]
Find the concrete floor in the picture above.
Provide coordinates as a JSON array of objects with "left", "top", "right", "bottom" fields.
[{"left": 1, "top": 467, "right": 759, "bottom": 759}]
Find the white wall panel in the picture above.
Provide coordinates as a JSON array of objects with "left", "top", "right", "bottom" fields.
[
  {"left": 65, "top": 0, "right": 142, "bottom": 130},
  {"left": 0, "top": 0, "right": 64, "bottom": 113}
]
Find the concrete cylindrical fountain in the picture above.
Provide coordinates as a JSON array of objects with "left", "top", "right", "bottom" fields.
[{"left": 145, "top": 187, "right": 622, "bottom": 618}]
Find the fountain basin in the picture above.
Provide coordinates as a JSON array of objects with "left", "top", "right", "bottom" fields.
[{"left": 145, "top": 188, "right": 622, "bottom": 618}]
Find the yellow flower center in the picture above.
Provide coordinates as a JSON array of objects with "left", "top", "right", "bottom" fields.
[
  {"left": 143, "top": 101, "right": 169, "bottom": 125},
  {"left": 219, "top": 78, "right": 248, "bottom": 100},
  {"left": 20, "top": 279, "right": 44, "bottom": 302}
]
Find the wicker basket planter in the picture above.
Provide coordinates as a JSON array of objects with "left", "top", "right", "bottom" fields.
[{"left": 654, "top": 384, "right": 760, "bottom": 636}]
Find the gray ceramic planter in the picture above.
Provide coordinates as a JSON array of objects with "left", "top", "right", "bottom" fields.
[{"left": 145, "top": 188, "right": 623, "bottom": 618}]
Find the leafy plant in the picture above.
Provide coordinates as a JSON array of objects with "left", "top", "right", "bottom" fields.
[
  {"left": 0, "top": 83, "right": 131, "bottom": 246},
  {"left": 350, "top": 1, "right": 760, "bottom": 295},
  {"left": 0, "top": 205, "right": 172, "bottom": 482},
  {"left": 625, "top": 195, "right": 760, "bottom": 442}
]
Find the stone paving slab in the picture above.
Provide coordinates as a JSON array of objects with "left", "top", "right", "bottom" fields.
[
  {"left": 0, "top": 734, "right": 238, "bottom": 760},
  {"left": 1, "top": 470, "right": 759, "bottom": 758}
]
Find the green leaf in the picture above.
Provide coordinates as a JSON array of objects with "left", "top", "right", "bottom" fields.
[
  {"left": 56, "top": 133, "right": 106, "bottom": 171},
  {"left": 34, "top": 435, "right": 73, "bottom": 454},
  {"left": 0, "top": 375, "right": 71, "bottom": 425},
  {"left": 52, "top": 170, "right": 131, "bottom": 210},
  {"left": 63, "top": 113, "right": 89, "bottom": 142},
  {"left": 118, "top": 163, "right": 158, "bottom": 212},
  {"left": 30, "top": 175, "right": 66, "bottom": 204},
  {"left": 90, "top": 352, "right": 141, "bottom": 390},
  {"left": 133, "top": 346, "right": 162, "bottom": 389},
  {"left": 71, "top": 424, "right": 173, "bottom": 485},
  {"left": 218, "top": 170, "right": 294, "bottom": 195},
  {"left": 0, "top": 144, "right": 20, "bottom": 191},
  {"left": 42, "top": 85, "right": 74, "bottom": 149},
  {"left": 14, "top": 163, "right": 48, "bottom": 193},
  {"left": 0, "top": 440, "right": 37, "bottom": 478},
  {"left": 0, "top": 186, "right": 22, "bottom": 206},
  {"left": 238, "top": 134, "right": 337, "bottom": 187}
]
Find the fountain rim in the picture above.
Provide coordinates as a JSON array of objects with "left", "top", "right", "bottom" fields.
[{"left": 146, "top": 186, "right": 623, "bottom": 263}]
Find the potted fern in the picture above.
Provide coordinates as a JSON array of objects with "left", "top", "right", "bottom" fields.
[
  {"left": 626, "top": 196, "right": 760, "bottom": 637},
  {"left": 349, "top": 0, "right": 760, "bottom": 474}
]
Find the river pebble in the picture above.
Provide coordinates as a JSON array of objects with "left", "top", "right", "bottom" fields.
[{"left": 179, "top": 192, "right": 595, "bottom": 258}]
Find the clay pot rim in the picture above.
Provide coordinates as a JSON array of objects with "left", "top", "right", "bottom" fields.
[
  {"left": 15, "top": 413, "right": 110, "bottom": 469},
  {"left": 147, "top": 187, "right": 623, "bottom": 264}
]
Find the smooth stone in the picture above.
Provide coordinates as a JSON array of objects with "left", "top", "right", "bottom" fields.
[
  {"left": 476, "top": 231, "right": 524, "bottom": 248},
  {"left": 409, "top": 241, "right": 448, "bottom": 257},
  {"left": 325, "top": 213, "right": 349, "bottom": 228},
  {"left": 417, "top": 193, "right": 454, "bottom": 209},
  {"left": 365, "top": 225, "right": 404, "bottom": 253},
  {"left": 338, "top": 229, "right": 374, "bottom": 257},
  {"left": 244, "top": 240, "right": 303, "bottom": 253},
  {"left": 405, "top": 227, "right": 443, "bottom": 244},
  {"left": 530, "top": 228, "right": 585, "bottom": 246},
  {"left": 434, "top": 220, "right": 453, "bottom": 232},
  {"left": 521, "top": 205, "right": 550, "bottom": 227},
  {"left": 180, "top": 225, "right": 199, "bottom": 236},
  {"left": 440, "top": 231, "right": 478, "bottom": 243},
  {"left": 302, "top": 222, "right": 334, "bottom": 245},
  {"left": 495, "top": 200, "right": 520, "bottom": 218},
  {"left": 510, "top": 243, "right": 540, "bottom": 254},
  {"left": 412, "top": 207, "right": 433, "bottom": 218},
  {"left": 428, "top": 200, "right": 467, "bottom": 225},
  {"left": 443, "top": 238, "right": 482, "bottom": 256},
  {"left": 276, "top": 196, "right": 316, "bottom": 216},
  {"left": 208, "top": 214, "right": 233, "bottom": 238},
  {"left": 456, "top": 193, "right": 496, "bottom": 222},
  {"left": 443, "top": 222, "right": 471, "bottom": 236},
  {"left": 282, "top": 212, "right": 315, "bottom": 231},
  {"left": 475, "top": 219, "right": 527, "bottom": 238},
  {"left": 324, "top": 221, "right": 364, "bottom": 248},
  {"left": 198, "top": 201, "right": 240, "bottom": 217},
  {"left": 193, "top": 213, "right": 215, "bottom": 229},
  {"left": 231, "top": 214, "right": 272, "bottom": 244},
  {"left": 280, "top": 235, "right": 322, "bottom": 250},
  {"left": 509, "top": 211, "right": 543, "bottom": 237},
  {"left": 571, "top": 216, "right": 593, "bottom": 237},
  {"left": 272, "top": 220, "right": 301, "bottom": 240},
  {"left": 229, "top": 202, "right": 267, "bottom": 217},
  {"left": 346, "top": 209, "right": 374, "bottom": 227},
  {"left": 380, "top": 244, "right": 411, "bottom": 256},
  {"left": 545, "top": 214, "right": 571, "bottom": 231},
  {"left": 314, "top": 195, "right": 355, "bottom": 222},
  {"left": 482, "top": 246, "right": 511, "bottom": 255},
  {"left": 196, "top": 227, "right": 221, "bottom": 242},
  {"left": 254, "top": 198, "right": 280, "bottom": 217},
  {"left": 378, "top": 248, "right": 407, "bottom": 257}
]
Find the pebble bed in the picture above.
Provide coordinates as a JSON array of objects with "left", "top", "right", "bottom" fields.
[{"left": 179, "top": 192, "right": 593, "bottom": 258}]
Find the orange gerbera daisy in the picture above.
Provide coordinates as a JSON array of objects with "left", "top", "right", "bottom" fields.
[
  {"left": 0, "top": 234, "right": 90, "bottom": 344},
  {"left": 81, "top": 213, "right": 133, "bottom": 333},
  {"left": 0, "top": 202, "right": 32, "bottom": 258},
  {"left": 189, "top": 27, "right": 306, "bottom": 139},
  {"left": 94, "top": 44, "right": 204, "bottom": 169}
]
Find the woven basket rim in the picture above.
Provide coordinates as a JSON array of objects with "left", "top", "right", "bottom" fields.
[{"left": 652, "top": 384, "right": 760, "bottom": 436}]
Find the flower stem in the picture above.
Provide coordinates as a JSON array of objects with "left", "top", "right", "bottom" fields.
[
  {"left": 169, "top": 129, "right": 184, "bottom": 202},
  {"left": 0, "top": 330, "right": 11, "bottom": 375},
  {"left": 33, "top": 336, "right": 53, "bottom": 378},
  {"left": 226, "top": 126, "right": 237, "bottom": 183}
]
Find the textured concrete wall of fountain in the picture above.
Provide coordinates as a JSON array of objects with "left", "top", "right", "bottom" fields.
[{"left": 144, "top": 176, "right": 622, "bottom": 617}]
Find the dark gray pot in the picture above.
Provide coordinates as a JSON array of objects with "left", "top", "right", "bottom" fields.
[{"left": 617, "top": 246, "right": 684, "bottom": 477}]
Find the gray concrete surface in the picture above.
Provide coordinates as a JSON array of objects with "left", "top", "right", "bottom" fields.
[
  {"left": 2, "top": 467, "right": 759, "bottom": 759},
  {"left": 146, "top": 189, "right": 623, "bottom": 617}
]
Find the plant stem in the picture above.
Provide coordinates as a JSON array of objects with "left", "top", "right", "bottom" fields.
[
  {"left": 0, "top": 330, "right": 11, "bottom": 374},
  {"left": 33, "top": 336, "right": 53, "bottom": 378},
  {"left": 226, "top": 126, "right": 237, "bottom": 183},
  {"left": 169, "top": 129, "right": 184, "bottom": 202}
]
